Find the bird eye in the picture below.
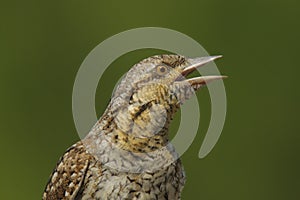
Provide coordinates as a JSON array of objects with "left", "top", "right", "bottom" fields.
[{"left": 156, "top": 65, "right": 168, "bottom": 75}]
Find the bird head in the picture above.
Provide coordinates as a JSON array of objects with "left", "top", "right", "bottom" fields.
[{"left": 103, "top": 54, "right": 226, "bottom": 142}]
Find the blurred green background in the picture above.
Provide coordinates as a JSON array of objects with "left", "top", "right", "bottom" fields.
[{"left": 1, "top": 0, "right": 299, "bottom": 199}]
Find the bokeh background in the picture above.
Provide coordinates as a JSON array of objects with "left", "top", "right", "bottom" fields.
[{"left": 1, "top": 0, "right": 299, "bottom": 199}]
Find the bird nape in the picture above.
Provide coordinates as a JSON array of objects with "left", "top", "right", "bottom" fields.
[{"left": 43, "top": 54, "right": 226, "bottom": 200}]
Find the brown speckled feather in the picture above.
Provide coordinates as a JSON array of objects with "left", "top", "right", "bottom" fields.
[{"left": 43, "top": 142, "right": 97, "bottom": 200}]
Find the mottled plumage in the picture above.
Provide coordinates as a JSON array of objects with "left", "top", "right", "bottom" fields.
[{"left": 43, "top": 54, "right": 225, "bottom": 200}]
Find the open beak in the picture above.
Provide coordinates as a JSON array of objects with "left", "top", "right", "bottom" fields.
[{"left": 180, "top": 55, "right": 227, "bottom": 89}]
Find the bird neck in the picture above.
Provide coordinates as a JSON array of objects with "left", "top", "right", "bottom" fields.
[
  {"left": 83, "top": 107, "right": 180, "bottom": 173},
  {"left": 86, "top": 100, "right": 177, "bottom": 153}
]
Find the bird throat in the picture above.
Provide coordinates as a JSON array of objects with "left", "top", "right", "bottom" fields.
[{"left": 89, "top": 100, "right": 176, "bottom": 153}]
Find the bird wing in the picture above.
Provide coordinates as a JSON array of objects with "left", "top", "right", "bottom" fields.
[{"left": 43, "top": 141, "right": 94, "bottom": 200}]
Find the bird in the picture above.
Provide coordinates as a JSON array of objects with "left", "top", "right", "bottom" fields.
[{"left": 43, "top": 54, "right": 226, "bottom": 200}]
